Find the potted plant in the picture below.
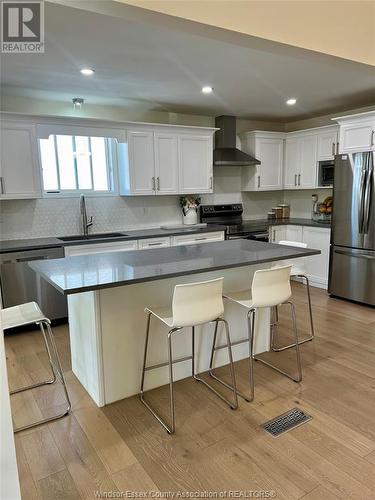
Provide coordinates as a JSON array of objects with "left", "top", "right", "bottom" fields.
[{"left": 180, "top": 196, "right": 201, "bottom": 225}]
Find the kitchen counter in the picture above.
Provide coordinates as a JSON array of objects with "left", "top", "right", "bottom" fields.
[
  {"left": 243, "top": 218, "right": 331, "bottom": 229},
  {"left": 30, "top": 239, "right": 320, "bottom": 295},
  {"left": 0, "top": 224, "right": 226, "bottom": 254},
  {"left": 30, "top": 239, "right": 320, "bottom": 406}
]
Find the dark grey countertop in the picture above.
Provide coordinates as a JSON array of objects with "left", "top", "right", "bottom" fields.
[
  {"left": 30, "top": 239, "right": 320, "bottom": 295},
  {"left": 0, "top": 225, "right": 226, "bottom": 254},
  {"left": 264, "top": 218, "right": 331, "bottom": 228}
]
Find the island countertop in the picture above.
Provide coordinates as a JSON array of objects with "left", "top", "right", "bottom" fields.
[{"left": 30, "top": 239, "right": 320, "bottom": 295}]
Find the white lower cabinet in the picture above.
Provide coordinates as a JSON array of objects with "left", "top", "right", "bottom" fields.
[
  {"left": 171, "top": 231, "right": 224, "bottom": 246},
  {"left": 302, "top": 226, "right": 331, "bottom": 289},
  {"left": 64, "top": 240, "right": 138, "bottom": 257},
  {"left": 269, "top": 226, "right": 286, "bottom": 243},
  {"left": 269, "top": 224, "right": 331, "bottom": 289},
  {"left": 138, "top": 237, "right": 170, "bottom": 250}
]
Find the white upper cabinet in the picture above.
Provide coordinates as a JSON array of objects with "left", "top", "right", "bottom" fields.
[
  {"left": 119, "top": 125, "right": 215, "bottom": 196},
  {"left": 317, "top": 126, "right": 339, "bottom": 160},
  {"left": 154, "top": 132, "right": 179, "bottom": 195},
  {"left": 284, "top": 137, "right": 299, "bottom": 189},
  {"left": 284, "top": 132, "right": 317, "bottom": 189},
  {"left": 334, "top": 112, "right": 375, "bottom": 153},
  {"left": 125, "top": 130, "right": 155, "bottom": 195},
  {"left": 299, "top": 134, "right": 317, "bottom": 188},
  {"left": 178, "top": 134, "right": 213, "bottom": 194},
  {"left": 0, "top": 121, "right": 41, "bottom": 199},
  {"left": 241, "top": 132, "right": 285, "bottom": 191}
]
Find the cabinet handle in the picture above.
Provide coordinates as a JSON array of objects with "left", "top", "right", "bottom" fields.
[
  {"left": 371, "top": 131, "right": 374, "bottom": 147},
  {"left": 147, "top": 242, "right": 163, "bottom": 246},
  {"left": 152, "top": 176, "right": 155, "bottom": 190},
  {"left": 257, "top": 175, "right": 260, "bottom": 189},
  {"left": 273, "top": 230, "right": 276, "bottom": 242},
  {"left": 336, "top": 141, "right": 339, "bottom": 154},
  {"left": 0, "top": 177, "right": 4, "bottom": 194},
  {"left": 195, "top": 237, "right": 208, "bottom": 241},
  {"left": 210, "top": 176, "right": 213, "bottom": 189},
  {"left": 157, "top": 176, "right": 160, "bottom": 191},
  {"left": 294, "top": 174, "right": 297, "bottom": 187},
  {"left": 332, "top": 142, "right": 335, "bottom": 156},
  {"left": 298, "top": 173, "right": 301, "bottom": 186}
]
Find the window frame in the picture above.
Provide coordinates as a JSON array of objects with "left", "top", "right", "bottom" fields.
[{"left": 38, "top": 134, "right": 120, "bottom": 198}]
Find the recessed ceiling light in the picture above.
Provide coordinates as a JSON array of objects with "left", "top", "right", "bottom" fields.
[
  {"left": 202, "top": 86, "right": 213, "bottom": 94},
  {"left": 80, "top": 68, "right": 95, "bottom": 76},
  {"left": 286, "top": 98, "right": 297, "bottom": 106}
]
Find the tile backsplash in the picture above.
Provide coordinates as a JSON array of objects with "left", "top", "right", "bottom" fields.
[{"left": 0, "top": 165, "right": 332, "bottom": 241}]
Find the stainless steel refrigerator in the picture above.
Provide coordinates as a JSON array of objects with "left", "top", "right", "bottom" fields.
[{"left": 329, "top": 151, "right": 374, "bottom": 306}]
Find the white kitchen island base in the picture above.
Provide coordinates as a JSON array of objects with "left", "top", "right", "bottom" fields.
[{"left": 67, "top": 264, "right": 271, "bottom": 406}]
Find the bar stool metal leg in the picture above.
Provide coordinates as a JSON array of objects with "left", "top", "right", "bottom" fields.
[
  {"left": 194, "top": 319, "right": 238, "bottom": 410},
  {"left": 209, "top": 310, "right": 255, "bottom": 402},
  {"left": 10, "top": 322, "right": 56, "bottom": 396},
  {"left": 12, "top": 320, "right": 72, "bottom": 433},
  {"left": 271, "top": 275, "right": 314, "bottom": 352},
  {"left": 255, "top": 301, "right": 302, "bottom": 383}
]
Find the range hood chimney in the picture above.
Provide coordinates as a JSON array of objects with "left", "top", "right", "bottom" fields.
[{"left": 213, "top": 115, "right": 260, "bottom": 166}]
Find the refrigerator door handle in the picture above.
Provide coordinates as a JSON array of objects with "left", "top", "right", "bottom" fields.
[
  {"left": 363, "top": 165, "right": 373, "bottom": 234},
  {"left": 334, "top": 248, "right": 375, "bottom": 261},
  {"left": 358, "top": 168, "right": 366, "bottom": 233}
]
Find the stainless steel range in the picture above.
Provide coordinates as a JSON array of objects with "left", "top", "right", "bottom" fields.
[{"left": 200, "top": 204, "right": 269, "bottom": 241}]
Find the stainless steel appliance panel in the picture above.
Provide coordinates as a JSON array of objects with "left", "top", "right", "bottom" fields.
[
  {"left": 0, "top": 247, "right": 68, "bottom": 321},
  {"left": 328, "top": 246, "right": 375, "bottom": 306},
  {"left": 332, "top": 152, "right": 374, "bottom": 251}
]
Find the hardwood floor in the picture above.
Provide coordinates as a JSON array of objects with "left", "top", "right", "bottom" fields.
[{"left": 5, "top": 283, "right": 375, "bottom": 499}]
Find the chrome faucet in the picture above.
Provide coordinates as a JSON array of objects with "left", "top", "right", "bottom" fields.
[{"left": 80, "top": 194, "right": 93, "bottom": 236}]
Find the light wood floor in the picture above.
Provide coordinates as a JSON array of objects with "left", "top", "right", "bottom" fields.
[{"left": 5, "top": 283, "right": 375, "bottom": 500}]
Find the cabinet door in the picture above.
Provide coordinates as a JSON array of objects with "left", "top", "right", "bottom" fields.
[
  {"left": 299, "top": 134, "right": 317, "bottom": 189},
  {"left": 285, "top": 225, "right": 303, "bottom": 243},
  {"left": 257, "top": 137, "right": 284, "bottom": 191},
  {"left": 284, "top": 138, "right": 298, "bottom": 189},
  {"left": 154, "top": 133, "right": 179, "bottom": 195},
  {"left": 317, "top": 129, "right": 338, "bottom": 160},
  {"left": 0, "top": 123, "right": 41, "bottom": 199},
  {"left": 127, "top": 130, "right": 155, "bottom": 195},
  {"left": 269, "top": 226, "right": 286, "bottom": 243},
  {"left": 171, "top": 231, "right": 224, "bottom": 246},
  {"left": 178, "top": 135, "right": 213, "bottom": 193},
  {"left": 64, "top": 240, "right": 138, "bottom": 257},
  {"left": 339, "top": 120, "right": 375, "bottom": 153},
  {"left": 302, "top": 226, "right": 331, "bottom": 289},
  {"left": 137, "top": 237, "right": 170, "bottom": 250}
]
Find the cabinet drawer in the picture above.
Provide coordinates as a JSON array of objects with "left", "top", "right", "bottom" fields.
[
  {"left": 137, "top": 237, "right": 170, "bottom": 250},
  {"left": 64, "top": 240, "right": 138, "bottom": 257},
  {"left": 171, "top": 231, "right": 224, "bottom": 246}
]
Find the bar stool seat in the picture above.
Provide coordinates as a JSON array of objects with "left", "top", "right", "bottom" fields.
[
  {"left": 140, "top": 277, "right": 238, "bottom": 435},
  {"left": 210, "top": 265, "right": 302, "bottom": 403},
  {"left": 144, "top": 306, "right": 174, "bottom": 327},
  {"left": 2, "top": 301, "right": 72, "bottom": 433},
  {"left": 2, "top": 302, "right": 47, "bottom": 329}
]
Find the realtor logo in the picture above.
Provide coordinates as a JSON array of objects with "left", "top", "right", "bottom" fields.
[{"left": 1, "top": 0, "right": 44, "bottom": 53}]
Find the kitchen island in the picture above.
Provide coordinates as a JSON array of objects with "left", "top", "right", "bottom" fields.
[{"left": 30, "top": 239, "right": 320, "bottom": 406}]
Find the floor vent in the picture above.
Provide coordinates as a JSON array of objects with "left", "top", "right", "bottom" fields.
[{"left": 262, "top": 408, "right": 312, "bottom": 437}]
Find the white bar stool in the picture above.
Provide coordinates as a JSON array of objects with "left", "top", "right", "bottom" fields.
[
  {"left": 211, "top": 265, "right": 302, "bottom": 403},
  {"left": 1, "top": 302, "right": 71, "bottom": 433},
  {"left": 140, "top": 277, "right": 238, "bottom": 434},
  {"left": 271, "top": 240, "right": 314, "bottom": 351}
]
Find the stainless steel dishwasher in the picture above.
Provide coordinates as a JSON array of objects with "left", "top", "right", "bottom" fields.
[{"left": 0, "top": 246, "right": 68, "bottom": 324}]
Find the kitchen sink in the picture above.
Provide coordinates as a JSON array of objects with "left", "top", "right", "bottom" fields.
[{"left": 58, "top": 232, "right": 128, "bottom": 242}]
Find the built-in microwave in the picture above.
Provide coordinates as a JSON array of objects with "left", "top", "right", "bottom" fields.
[{"left": 318, "top": 160, "right": 334, "bottom": 187}]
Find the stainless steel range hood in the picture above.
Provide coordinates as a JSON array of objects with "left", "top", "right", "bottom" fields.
[{"left": 214, "top": 115, "right": 260, "bottom": 166}]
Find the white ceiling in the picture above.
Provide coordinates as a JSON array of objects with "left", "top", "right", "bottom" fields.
[{"left": 1, "top": 1, "right": 375, "bottom": 121}]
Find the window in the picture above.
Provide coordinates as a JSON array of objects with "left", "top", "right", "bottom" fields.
[{"left": 39, "top": 135, "right": 116, "bottom": 194}]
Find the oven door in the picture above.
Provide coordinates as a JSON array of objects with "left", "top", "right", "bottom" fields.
[{"left": 228, "top": 232, "right": 269, "bottom": 242}]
